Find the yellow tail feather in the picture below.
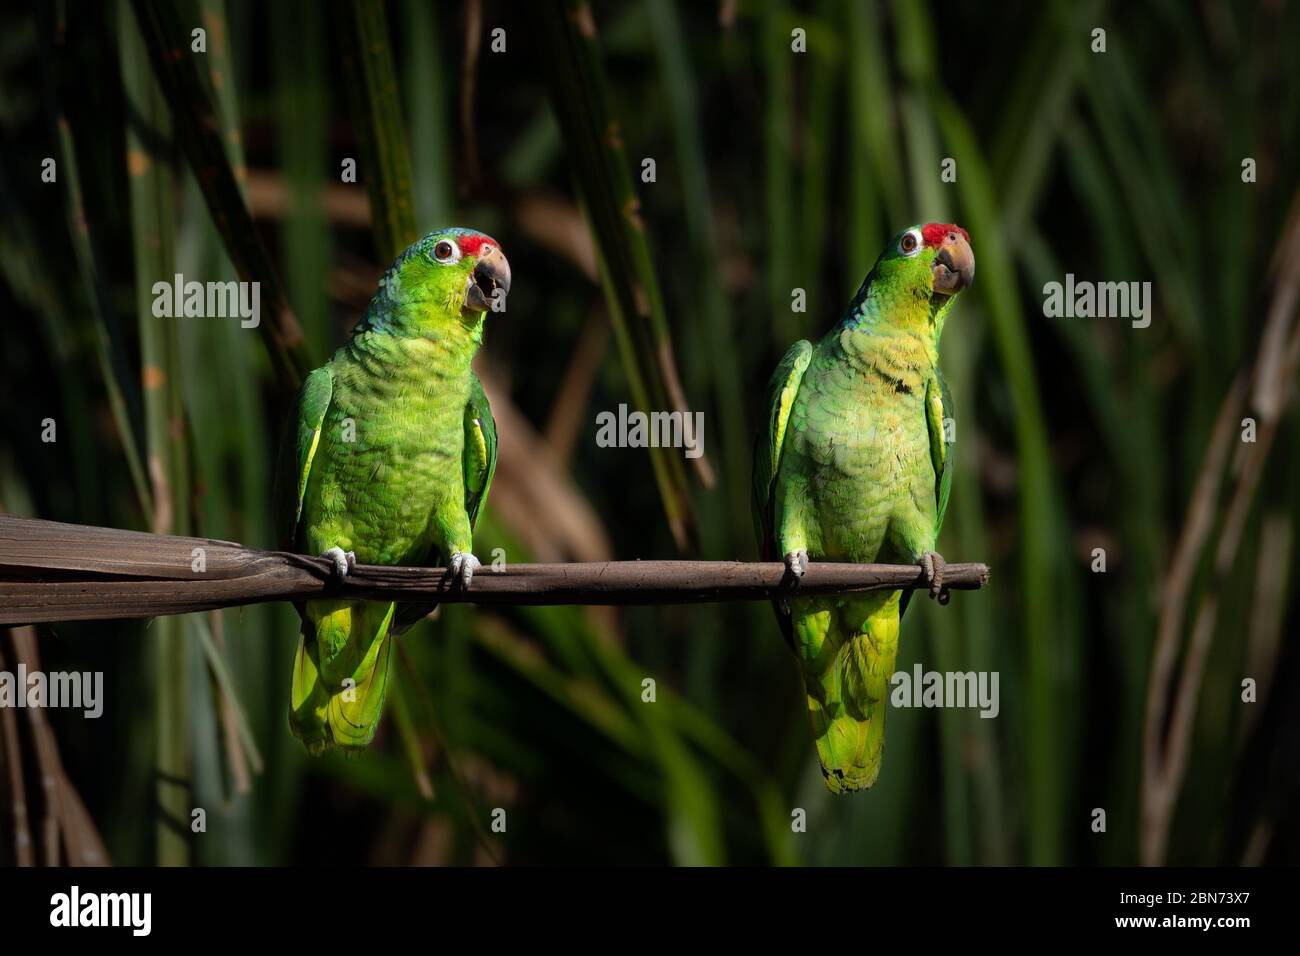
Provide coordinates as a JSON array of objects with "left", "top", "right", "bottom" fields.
[
  {"left": 795, "top": 591, "right": 902, "bottom": 793},
  {"left": 289, "top": 600, "right": 396, "bottom": 753}
]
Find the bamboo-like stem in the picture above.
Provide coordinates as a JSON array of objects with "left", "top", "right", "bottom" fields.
[
  {"left": 336, "top": 0, "right": 418, "bottom": 262},
  {"left": 6, "top": 626, "right": 112, "bottom": 866},
  {"left": 1141, "top": 190, "right": 1300, "bottom": 866},
  {"left": 530, "top": 1, "right": 705, "bottom": 548},
  {"left": 0, "top": 516, "right": 989, "bottom": 626},
  {"left": 56, "top": 116, "right": 153, "bottom": 518},
  {"left": 130, "top": 0, "right": 310, "bottom": 389},
  {"left": 120, "top": 1, "right": 192, "bottom": 867},
  {"left": 0, "top": 639, "right": 34, "bottom": 866}
]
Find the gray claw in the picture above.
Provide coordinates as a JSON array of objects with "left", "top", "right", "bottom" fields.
[
  {"left": 322, "top": 546, "right": 357, "bottom": 579},
  {"left": 448, "top": 551, "right": 481, "bottom": 589},
  {"left": 784, "top": 549, "right": 809, "bottom": 579},
  {"left": 919, "top": 551, "right": 948, "bottom": 602}
]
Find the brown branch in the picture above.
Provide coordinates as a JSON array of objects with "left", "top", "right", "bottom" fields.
[{"left": 0, "top": 516, "right": 990, "bottom": 626}]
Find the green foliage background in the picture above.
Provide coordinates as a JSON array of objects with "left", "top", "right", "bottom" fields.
[{"left": 0, "top": 0, "right": 1297, "bottom": 866}]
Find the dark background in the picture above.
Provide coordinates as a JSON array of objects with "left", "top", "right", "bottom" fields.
[{"left": 0, "top": 0, "right": 1297, "bottom": 866}]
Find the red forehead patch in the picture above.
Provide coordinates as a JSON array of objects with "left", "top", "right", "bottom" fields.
[
  {"left": 457, "top": 233, "right": 498, "bottom": 256},
  {"left": 921, "top": 223, "right": 970, "bottom": 247}
]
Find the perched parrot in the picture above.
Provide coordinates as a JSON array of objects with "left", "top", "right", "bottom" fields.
[
  {"left": 752, "top": 222, "right": 974, "bottom": 793},
  {"left": 283, "top": 227, "right": 509, "bottom": 753}
]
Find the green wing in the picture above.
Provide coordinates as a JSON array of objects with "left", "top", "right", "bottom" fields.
[
  {"left": 901, "top": 371, "right": 955, "bottom": 622},
  {"left": 463, "top": 372, "right": 498, "bottom": 531},
  {"left": 925, "top": 370, "right": 955, "bottom": 536},
  {"left": 752, "top": 341, "right": 814, "bottom": 644},
  {"left": 752, "top": 340, "right": 813, "bottom": 555},
  {"left": 279, "top": 365, "right": 334, "bottom": 549}
]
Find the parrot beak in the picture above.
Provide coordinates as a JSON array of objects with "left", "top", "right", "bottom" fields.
[
  {"left": 464, "top": 245, "right": 511, "bottom": 312},
  {"left": 932, "top": 231, "right": 974, "bottom": 296}
]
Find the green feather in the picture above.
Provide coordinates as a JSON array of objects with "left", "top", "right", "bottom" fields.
[
  {"left": 389, "top": 371, "right": 498, "bottom": 636},
  {"left": 292, "top": 365, "right": 334, "bottom": 533}
]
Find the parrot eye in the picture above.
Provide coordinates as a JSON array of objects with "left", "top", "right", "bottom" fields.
[
  {"left": 899, "top": 230, "right": 921, "bottom": 256},
  {"left": 432, "top": 239, "right": 461, "bottom": 263}
]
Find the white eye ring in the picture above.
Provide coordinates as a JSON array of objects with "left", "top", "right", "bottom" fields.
[
  {"left": 899, "top": 229, "right": 923, "bottom": 257},
  {"left": 432, "top": 238, "right": 462, "bottom": 263}
]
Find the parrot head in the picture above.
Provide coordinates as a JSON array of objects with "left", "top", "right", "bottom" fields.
[
  {"left": 365, "top": 226, "right": 511, "bottom": 332},
  {"left": 873, "top": 222, "right": 974, "bottom": 301}
]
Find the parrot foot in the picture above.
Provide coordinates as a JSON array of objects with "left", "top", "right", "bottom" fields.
[
  {"left": 919, "top": 551, "right": 950, "bottom": 604},
  {"left": 321, "top": 547, "right": 357, "bottom": 579},
  {"left": 783, "top": 549, "right": 809, "bottom": 580},
  {"left": 448, "top": 551, "right": 482, "bottom": 589}
]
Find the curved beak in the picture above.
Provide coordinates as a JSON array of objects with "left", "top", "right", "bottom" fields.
[
  {"left": 932, "top": 232, "right": 974, "bottom": 296},
  {"left": 464, "top": 245, "right": 511, "bottom": 312}
]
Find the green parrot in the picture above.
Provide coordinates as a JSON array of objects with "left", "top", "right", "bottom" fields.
[
  {"left": 753, "top": 222, "right": 974, "bottom": 793},
  {"left": 284, "top": 227, "right": 508, "bottom": 754}
]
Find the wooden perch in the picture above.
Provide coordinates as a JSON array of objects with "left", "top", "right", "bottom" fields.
[{"left": 0, "top": 516, "right": 991, "bottom": 626}]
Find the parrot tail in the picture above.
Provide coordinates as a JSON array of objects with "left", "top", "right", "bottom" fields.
[
  {"left": 289, "top": 600, "right": 396, "bottom": 753},
  {"left": 797, "top": 591, "right": 902, "bottom": 793}
]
